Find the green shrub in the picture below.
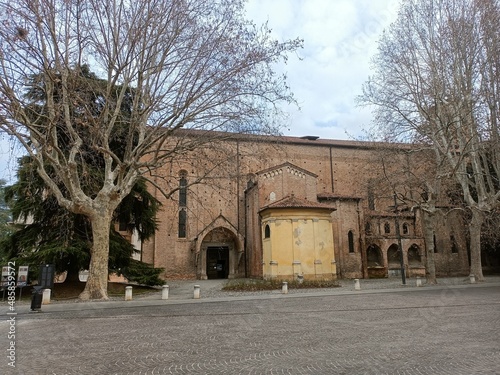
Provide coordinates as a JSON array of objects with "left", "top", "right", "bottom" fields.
[{"left": 222, "top": 278, "right": 340, "bottom": 292}]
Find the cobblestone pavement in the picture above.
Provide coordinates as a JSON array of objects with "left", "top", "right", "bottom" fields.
[{"left": 0, "top": 279, "right": 499, "bottom": 374}]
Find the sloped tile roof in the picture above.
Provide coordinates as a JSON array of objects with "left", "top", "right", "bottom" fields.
[{"left": 260, "top": 195, "right": 336, "bottom": 212}]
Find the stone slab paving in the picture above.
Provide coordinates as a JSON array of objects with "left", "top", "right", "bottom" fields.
[
  {"left": 0, "top": 281, "right": 499, "bottom": 374},
  {"left": 155, "top": 276, "right": 500, "bottom": 300}
]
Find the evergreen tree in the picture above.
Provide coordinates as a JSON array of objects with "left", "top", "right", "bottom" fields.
[
  {"left": 0, "top": 0, "right": 300, "bottom": 299},
  {"left": 0, "top": 156, "right": 163, "bottom": 285},
  {"left": 0, "top": 65, "right": 164, "bottom": 285},
  {"left": 0, "top": 179, "right": 12, "bottom": 247}
]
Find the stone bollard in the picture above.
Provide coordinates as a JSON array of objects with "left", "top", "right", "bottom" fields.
[
  {"left": 42, "top": 289, "right": 51, "bottom": 305},
  {"left": 125, "top": 286, "right": 133, "bottom": 301},
  {"left": 193, "top": 285, "right": 200, "bottom": 299},
  {"left": 162, "top": 285, "right": 169, "bottom": 300},
  {"left": 416, "top": 276, "right": 422, "bottom": 287},
  {"left": 282, "top": 281, "right": 288, "bottom": 294},
  {"left": 354, "top": 279, "right": 361, "bottom": 291},
  {"left": 469, "top": 274, "right": 476, "bottom": 284}
]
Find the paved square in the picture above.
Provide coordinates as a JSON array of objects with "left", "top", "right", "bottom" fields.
[{"left": 1, "top": 285, "right": 499, "bottom": 374}]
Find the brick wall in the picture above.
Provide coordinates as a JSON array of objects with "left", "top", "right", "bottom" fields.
[{"left": 141, "top": 133, "right": 468, "bottom": 280}]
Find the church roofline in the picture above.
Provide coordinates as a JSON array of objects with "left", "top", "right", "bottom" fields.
[{"left": 170, "top": 128, "right": 420, "bottom": 151}]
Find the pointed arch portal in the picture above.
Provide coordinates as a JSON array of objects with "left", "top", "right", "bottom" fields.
[
  {"left": 195, "top": 215, "right": 244, "bottom": 280},
  {"left": 366, "top": 244, "right": 385, "bottom": 278},
  {"left": 206, "top": 246, "right": 230, "bottom": 279},
  {"left": 199, "top": 227, "right": 236, "bottom": 280}
]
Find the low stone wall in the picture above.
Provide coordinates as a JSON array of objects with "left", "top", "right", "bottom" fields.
[{"left": 367, "top": 266, "right": 387, "bottom": 278}]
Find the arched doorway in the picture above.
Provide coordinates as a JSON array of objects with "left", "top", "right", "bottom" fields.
[
  {"left": 199, "top": 226, "right": 240, "bottom": 280},
  {"left": 367, "top": 244, "right": 383, "bottom": 266},
  {"left": 408, "top": 244, "right": 422, "bottom": 266},
  {"left": 206, "top": 246, "right": 229, "bottom": 279},
  {"left": 407, "top": 244, "right": 425, "bottom": 277},
  {"left": 195, "top": 215, "right": 245, "bottom": 280},
  {"left": 387, "top": 243, "right": 402, "bottom": 277},
  {"left": 366, "top": 244, "right": 385, "bottom": 278}
]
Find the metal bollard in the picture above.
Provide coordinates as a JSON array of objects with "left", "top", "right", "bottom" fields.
[
  {"left": 193, "top": 285, "right": 200, "bottom": 299},
  {"left": 125, "top": 286, "right": 133, "bottom": 301},
  {"left": 30, "top": 286, "right": 44, "bottom": 312},
  {"left": 416, "top": 276, "right": 422, "bottom": 287},
  {"left": 469, "top": 274, "right": 476, "bottom": 284},
  {"left": 282, "top": 281, "right": 288, "bottom": 294},
  {"left": 162, "top": 285, "right": 169, "bottom": 300},
  {"left": 354, "top": 279, "right": 361, "bottom": 291}
]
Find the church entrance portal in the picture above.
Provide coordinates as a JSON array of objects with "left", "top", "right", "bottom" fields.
[{"left": 206, "top": 246, "right": 229, "bottom": 279}]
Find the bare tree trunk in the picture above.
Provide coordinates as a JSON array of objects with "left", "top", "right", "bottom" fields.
[
  {"left": 422, "top": 210, "right": 437, "bottom": 284},
  {"left": 79, "top": 212, "right": 112, "bottom": 300},
  {"left": 469, "top": 208, "right": 485, "bottom": 282}
]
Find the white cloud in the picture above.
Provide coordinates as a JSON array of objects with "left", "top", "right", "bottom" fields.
[
  {"left": 245, "top": 0, "right": 400, "bottom": 140},
  {"left": 0, "top": 135, "right": 21, "bottom": 184},
  {"left": 0, "top": 1, "right": 400, "bottom": 178}
]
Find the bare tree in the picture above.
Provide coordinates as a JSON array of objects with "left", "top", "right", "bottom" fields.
[
  {"left": 372, "top": 144, "right": 443, "bottom": 284},
  {"left": 0, "top": 0, "right": 302, "bottom": 299},
  {"left": 359, "top": 0, "right": 500, "bottom": 281}
]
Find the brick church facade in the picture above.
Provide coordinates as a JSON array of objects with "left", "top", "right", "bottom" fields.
[{"left": 140, "top": 132, "right": 470, "bottom": 280}]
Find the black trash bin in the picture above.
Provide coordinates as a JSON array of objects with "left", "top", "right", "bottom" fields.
[{"left": 30, "top": 286, "right": 43, "bottom": 311}]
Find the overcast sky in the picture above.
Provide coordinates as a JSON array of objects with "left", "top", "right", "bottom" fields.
[
  {"left": 245, "top": 0, "right": 400, "bottom": 140},
  {"left": 0, "top": 0, "right": 400, "bottom": 183}
]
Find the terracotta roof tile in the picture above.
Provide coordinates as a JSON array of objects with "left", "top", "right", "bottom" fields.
[{"left": 260, "top": 195, "right": 336, "bottom": 212}]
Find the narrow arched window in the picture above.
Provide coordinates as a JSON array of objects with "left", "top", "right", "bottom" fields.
[
  {"left": 179, "top": 176, "right": 187, "bottom": 207},
  {"left": 367, "top": 181, "right": 375, "bottom": 210},
  {"left": 264, "top": 224, "right": 271, "bottom": 239},
  {"left": 402, "top": 223, "right": 409, "bottom": 235},
  {"left": 384, "top": 222, "right": 391, "bottom": 234},
  {"left": 451, "top": 235, "right": 458, "bottom": 253},
  {"left": 178, "top": 209, "right": 187, "bottom": 238},
  {"left": 434, "top": 234, "right": 438, "bottom": 253},
  {"left": 348, "top": 231, "right": 355, "bottom": 253}
]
